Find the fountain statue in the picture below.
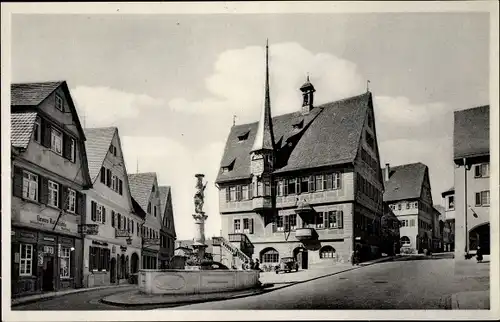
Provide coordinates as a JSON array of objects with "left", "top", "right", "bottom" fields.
[{"left": 187, "top": 174, "right": 209, "bottom": 268}]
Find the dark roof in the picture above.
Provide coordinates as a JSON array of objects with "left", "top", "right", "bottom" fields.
[
  {"left": 84, "top": 127, "right": 116, "bottom": 182},
  {"left": 441, "top": 187, "right": 455, "bottom": 197},
  {"left": 11, "top": 81, "right": 63, "bottom": 106},
  {"left": 11, "top": 111, "right": 38, "bottom": 149},
  {"left": 454, "top": 105, "right": 489, "bottom": 160},
  {"left": 131, "top": 197, "right": 147, "bottom": 220},
  {"left": 216, "top": 92, "right": 372, "bottom": 183},
  {"left": 158, "top": 186, "right": 171, "bottom": 216},
  {"left": 128, "top": 172, "right": 156, "bottom": 213},
  {"left": 383, "top": 162, "right": 428, "bottom": 202}
]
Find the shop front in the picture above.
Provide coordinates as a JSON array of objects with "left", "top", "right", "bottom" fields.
[
  {"left": 142, "top": 248, "right": 158, "bottom": 269},
  {"left": 11, "top": 217, "right": 82, "bottom": 297}
]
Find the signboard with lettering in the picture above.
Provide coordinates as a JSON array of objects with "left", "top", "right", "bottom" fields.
[
  {"left": 143, "top": 238, "right": 160, "bottom": 246},
  {"left": 115, "top": 229, "right": 131, "bottom": 238},
  {"left": 18, "top": 211, "right": 78, "bottom": 234},
  {"left": 78, "top": 224, "right": 99, "bottom": 235}
]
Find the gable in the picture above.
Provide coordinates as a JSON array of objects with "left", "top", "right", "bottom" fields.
[
  {"left": 454, "top": 105, "right": 489, "bottom": 160},
  {"left": 383, "top": 163, "right": 427, "bottom": 202},
  {"left": 128, "top": 172, "right": 157, "bottom": 213}
]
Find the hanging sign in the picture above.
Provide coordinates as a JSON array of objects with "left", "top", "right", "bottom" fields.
[
  {"left": 143, "top": 238, "right": 160, "bottom": 246},
  {"left": 78, "top": 224, "right": 99, "bottom": 235},
  {"left": 115, "top": 229, "right": 130, "bottom": 238}
]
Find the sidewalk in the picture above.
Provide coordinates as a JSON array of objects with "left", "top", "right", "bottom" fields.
[
  {"left": 11, "top": 284, "right": 134, "bottom": 306},
  {"left": 451, "top": 255, "right": 490, "bottom": 310}
]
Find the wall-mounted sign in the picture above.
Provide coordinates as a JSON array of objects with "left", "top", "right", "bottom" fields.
[
  {"left": 92, "top": 240, "right": 108, "bottom": 247},
  {"left": 43, "top": 237, "right": 55, "bottom": 242},
  {"left": 18, "top": 212, "right": 78, "bottom": 234},
  {"left": 44, "top": 246, "right": 55, "bottom": 254},
  {"left": 78, "top": 224, "right": 99, "bottom": 235},
  {"left": 115, "top": 229, "right": 130, "bottom": 238},
  {"left": 143, "top": 238, "right": 160, "bottom": 246}
]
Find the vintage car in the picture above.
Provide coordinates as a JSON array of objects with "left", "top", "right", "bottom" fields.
[{"left": 275, "top": 257, "right": 299, "bottom": 274}]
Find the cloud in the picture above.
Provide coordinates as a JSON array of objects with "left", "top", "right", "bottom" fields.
[
  {"left": 121, "top": 136, "right": 225, "bottom": 240},
  {"left": 71, "top": 86, "right": 164, "bottom": 128}
]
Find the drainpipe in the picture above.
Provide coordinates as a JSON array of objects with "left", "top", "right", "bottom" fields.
[{"left": 463, "top": 158, "right": 469, "bottom": 258}]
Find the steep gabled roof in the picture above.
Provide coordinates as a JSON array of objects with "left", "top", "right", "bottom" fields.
[
  {"left": 216, "top": 92, "right": 372, "bottom": 183},
  {"left": 131, "top": 197, "right": 147, "bottom": 220},
  {"left": 11, "top": 81, "right": 63, "bottom": 107},
  {"left": 128, "top": 172, "right": 156, "bottom": 213},
  {"left": 454, "top": 105, "right": 489, "bottom": 160},
  {"left": 11, "top": 112, "right": 38, "bottom": 149},
  {"left": 84, "top": 127, "right": 117, "bottom": 182},
  {"left": 383, "top": 162, "right": 428, "bottom": 202},
  {"left": 158, "top": 186, "right": 171, "bottom": 216}
]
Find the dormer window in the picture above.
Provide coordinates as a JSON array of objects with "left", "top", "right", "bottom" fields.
[
  {"left": 237, "top": 131, "right": 250, "bottom": 142},
  {"left": 221, "top": 159, "right": 235, "bottom": 173},
  {"left": 55, "top": 94, "right": 64, "bottom": 112},
  {"left": 292, "top": 119, "right": 304, "bottom": 129}
]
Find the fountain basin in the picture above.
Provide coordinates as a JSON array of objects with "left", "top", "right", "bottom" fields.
[{"left": 138, "top": 269, "right": 261, "bottom": 295}]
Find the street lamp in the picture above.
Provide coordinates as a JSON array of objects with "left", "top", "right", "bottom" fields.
[{"left": 464, "top": 159, "right": 472, "bottom": 259}]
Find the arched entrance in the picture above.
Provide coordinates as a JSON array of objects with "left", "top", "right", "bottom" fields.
[
  {"left": 469, "top": 223, "right": 490, "bottom": 254},
  {"left": 131, "top": 253, "right": 139, "bottom": 274},
  {"left": 110, "top": 258, "right": 117, "bottom": 283},
  {"left": 260, "top": 247, "right": 279, "bottom": 270},
  {"left": 319, "top": 246, "right": 336, "bottom": 260},
  {"left": 120, "top": 255, "right": 125, "bottom": 279},
  {"left": 293, "top": 247, "right": 308, "bottom": 270}
]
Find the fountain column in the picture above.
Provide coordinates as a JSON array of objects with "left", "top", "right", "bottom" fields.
[{"left": 192, "top": 174, "right": 208, "bottom": 260}]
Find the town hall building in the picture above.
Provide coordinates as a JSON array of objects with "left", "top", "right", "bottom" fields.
[{"left": 213, "top": 43, "right": 385, "bottom": 269}]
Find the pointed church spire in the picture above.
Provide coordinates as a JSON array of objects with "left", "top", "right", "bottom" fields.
[{"left": 251, "top": 39, "right": 275, "bottom": 153}]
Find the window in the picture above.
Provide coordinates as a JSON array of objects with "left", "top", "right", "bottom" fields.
[
  {"left": 19, "top": 244, "right": 33, "bottom": 276},
  {"left": 324, "top": 174, "right": 333, "bottom": 190},
  {"left": 447, "top": 196, "right": 455, "bottom": 210},
  {"left": 401, "top": 236, "right": 411, "bottom": 246},
  {"left": 67, "top": 188, "right": 76, "bottom": 213},
  {"left": 475, "top": 191, "right": 490, "bottom": 206},
  {"left": 33, "top": 117, "right": 41, "bottom": 143},
  {"left": 406, "top": 203, "right": 410, "bottom": 210},
  {"left": 236, "top": 185, "right": 243, "bottom": 201},
  {"left": 89, "top": 247, "right": 110, "bottom": 271},
  {"left": 137, "top": 223, "right": 140, "bottom": 236},
  {"left": 60, "top": 246, "right": 71, "bottom": 278},
  {"left": 261, "top": 248, "right": 279, "bottom": 263},
  {"left": 238, "top": 131, "right": 249, "bottom": 141},
  {"left": 410, "top": 219, "right": 415, "bottom": 227},
  {"left": 234, "top": 219, "right": 241, "bottom": 233},
  {"left": 288, "top": 214, "right": 297, "bottom": 231},
  {"left": 112, "top": 175, "right": 118, "bottom": 192},
  {"left": 320, "top": 246, "right": 336, "bottom": 259},
  {"left": 300, "top": 177, "right": 309, "bottom": 193},
  {"left": 154, "top": 206, "right": 157, "bottom": 217},
  {"left": 118, "top": 179, "right": 123, "bottom": 195},
  {"left": 242, "top": 185, "right": 250, "bottom": 200},
  {"left": 22, "top": 171, "right": 38, "bottom": 201},
  {"left": 230, "top": 186, "right": 236, "bottom": 201},
  {"left": 51, "top": 128, "right": 63, "bottom": 155},
  {"left": 315, "top": 175, "right": 324, "bottom": 191},
  {"left": 100, "top": 167, "right": 106, "bottom": 184},
  {"left": 111, "top": 211, "right": 115, "bottom": 227},
  {"left": 147, "top": 202, "right": 151, "bottom": 214},
  {"left": 315, "top": 212, "right": 324, "bottom": 229},
  {"left": 287, "top": 178, "right": 297, "bottom": 194},
  {"left": 243, "top": 218, "right": 250, "bottom": 233},
  {"left": 327, "top": 211, "right": 343, "bottom": 229},
  {"left": 55, "top": 94, "right": 64, "bottom": 111},
  {"left": 131, "top": 220, "right": 134, "bottom": 234},
  {"left": 70, "top": 138, "right": 76, "bottom": 162},
  {"left": 474, "top": 163, "right": 489, "bottom": 178},
  {"left": 277, "top": 216, "right": 284, "bottom": 231},
  {"left": 276, "top": 180, "right": 284, "bottom": 196},
  {"left": 48, "top": 180, "right": 59, "bottom": 207},
  {"left": 92, "top": 203, "right": 105, "bottom": 224},
  {"left": 398, "top": 204, "right": 402, "bottom": 211}
]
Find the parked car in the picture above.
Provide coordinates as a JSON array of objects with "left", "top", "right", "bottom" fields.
[
  {"left": 200, "top": 261, "right": 229, "bottom": 270},
  {"left": 275, "top": 257, "right": 299, "bottom": 274}
]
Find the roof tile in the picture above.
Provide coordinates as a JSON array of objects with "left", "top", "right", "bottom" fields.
[
  {"left": 128, "top": 172, "right": 156, "bottom": 213},
  {"left": 11, "top": 81, "right": 63, "bottom": 106},
  {"left": 11, "top": 112, "right": 38, "bottom": 149},
  {"left": 383, "top": 162, "right": 427, "bottom": 202},
  {"left": 84, "top": 127, "right": 116, "bottom": 182},
  {"left": 454, "top": 105, "right": 489, "bottom": 159}
]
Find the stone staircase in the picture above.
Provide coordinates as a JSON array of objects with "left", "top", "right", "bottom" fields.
[{"left": 212, "top": 236, "right": 252, "bottom": 268}]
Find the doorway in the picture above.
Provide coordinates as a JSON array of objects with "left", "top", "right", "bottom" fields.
[
  {"left": 293, "top": 247, "right": 308, "bottom": 270},
  {"left": 131, "top": 253, "right": 139, "bottom": 274},
  {"left": 42, "top": 256, "right": 55, "bottom": 291},
  {"left": 110, "top": 258, "right": 117, "bottom": 284}
]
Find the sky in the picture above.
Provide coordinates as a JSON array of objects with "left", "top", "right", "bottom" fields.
[{"left": 11, "top": 12, "right": 490, "bottom": 240}]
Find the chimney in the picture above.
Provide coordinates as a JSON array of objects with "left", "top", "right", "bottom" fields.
[{"left": 384, "top": 163, "right": 390, "bottom": 182}]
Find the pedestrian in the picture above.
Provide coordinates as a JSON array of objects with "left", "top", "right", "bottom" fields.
[
  {"left": 476, "top": 246, "right": 483, "bottom": 263},
  {"left": 249, "top": 259, "right": 255, "bottom": 270},
  {"left": 254, "top": 259, "right": 260, "bottom": 271}
]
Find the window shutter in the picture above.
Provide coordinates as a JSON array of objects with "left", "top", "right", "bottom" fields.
[
  {"left": 102, "top": 207, "right": 106, "bottom": 224},
  {"left": 475, "top": 193, "right": 481, "bottom": 206},
  {"left": 118, "top": 179, "right": 123, "bottom": 195},
  {"left": 337, "top": 173, "right": 342, "bottom": 190},
  {"left": 250, "top": 218, "right": 254, "bottom": 234},
  {"left": 77, "top": 192, "right": 86, "bottom": 216},
  {"left": 59, "top": 184, "right": 66, "bottom": 209},
  {"left": 62, "top": 133, "right": 71, "bottom": 160},
  {"left": 272, "top": 217, "right": 277, "bottom": 233},
  {"left": 106, "top": 169, "right": 112, "bottom": 187},
  {"left": 111, "top": 211, "right": 115, "bottom": 227},
  {"left": 475, "top": 165, "right": 481, "bottom": 177},
  {"left": 100, "top": 167, "right": 106, "bottom": 184},
  {"left": 12, "top": 166, "right": 24, "bottom": 198},
  {"left": 225, "top": 188, "right": 230, "bottom": 202},
  {"left": 39, "top": 176, "right": 49, "bottom": 204},
  {"left": 41, "top": 119, "right": 51, "bottom": 148},
  {"left": 91, "top": 201, "right": 96, "bottom": 221}
]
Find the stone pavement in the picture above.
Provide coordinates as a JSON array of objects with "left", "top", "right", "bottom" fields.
[
  {"left": 451, "top": 255, "right": 490, "bottom": 309},
  {"left": 11, "top": 284, "right": 133, "bottom": 306}
]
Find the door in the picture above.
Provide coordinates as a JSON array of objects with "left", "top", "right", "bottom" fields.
[
  {"left": 301, "top": 250, "right": 308, "bottom": 270},
  {"left": 42, "top": 256, "right": 55, "bottom": 291},
  {"left": 110, "top": 258, "right": 116, "bottom": 283}
]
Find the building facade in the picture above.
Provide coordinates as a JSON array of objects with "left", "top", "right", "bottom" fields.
[
  {"left": 128, "top": 173, "right": 163, "bottom": 269},
  {"left": 441, "top": 187, "right": 455, "bottom": 252},
  {"left": 453, "top": 105, "right": 490, "bottom": 258},
  {"left": 158, "top": 186, "right": 177, "bottom": 268},
  {"left": 10, "top": 81, "right": 92, "bottom": 296},
  {"left": 82, "top": 127, "right": 145, "bottom": 287},
  {"left": 383, "top": 162, "right": 436, "bottom": 254},
  {"left": 214, "top": 44, "right": 385, "bottom": 269}
]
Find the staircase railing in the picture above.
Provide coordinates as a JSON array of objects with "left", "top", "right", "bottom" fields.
[{"left": 213, "top": 236, "right": 251, "bottom": 264}]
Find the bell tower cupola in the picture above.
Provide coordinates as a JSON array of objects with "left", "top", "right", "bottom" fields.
[{"left": 300, "top": 75, "right": 316, "bottom": 115}]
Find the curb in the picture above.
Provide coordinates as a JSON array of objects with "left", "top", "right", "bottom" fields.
[
  {"left": 11, "top": 284, "right": 134, "bottom": 307},
  {"left": 101, "top": 287, "right": 267, "bottom": 307}
]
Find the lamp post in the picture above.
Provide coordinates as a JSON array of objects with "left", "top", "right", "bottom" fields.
[{"left": 463, "top": 158, "right": 472, "bottom": 259}]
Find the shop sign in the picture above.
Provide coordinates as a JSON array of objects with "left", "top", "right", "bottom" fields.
[
  {"left": 19, "top": 212, "right": 77, "bottom": 234},
  {"left": 143, "top": 238, "right": 160, "bottom": 246},
  {"left": 78, "top": 224, "right": 99, "bottom": 235},
  {"left": 115, "top": 229, "right": 130, "bottom": 238}
]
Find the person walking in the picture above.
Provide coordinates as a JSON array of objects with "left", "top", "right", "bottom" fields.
[
  {"left": 254, "top": 259, "right": 260, "bottom": 271},
  {"left": 476, "top": 246, "right": 483, "bottom": 263}
]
